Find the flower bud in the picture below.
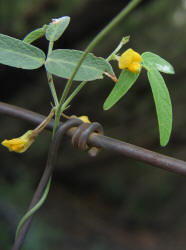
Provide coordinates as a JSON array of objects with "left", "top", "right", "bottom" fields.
[{"left": 1, "top": 130, "right": 35, "bottom": 153}]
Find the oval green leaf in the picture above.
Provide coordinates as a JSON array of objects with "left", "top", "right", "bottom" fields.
[
  {"left": 0, "top": 34, "right": 45, "bottom": 69},
  {"left": 103, "top": 69, "right": 140, "bottom": 110},
  {"left": 23, "top": 25, "right": 47, "bottom": 44},
  {"left": 45, "top": 16, "right": 70, "bottom": 42},
  {"left": 142, "top": 52, "right": 175, "bottom": 74},
  {"left": 45, "top": 49, "right": 114, "bottom": 81},
  {"left": 147, "top": 69, "right": 172, "bottom": 146}
]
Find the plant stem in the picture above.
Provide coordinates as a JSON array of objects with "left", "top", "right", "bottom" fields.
[
  {"left": 46, "top": 41, "right": 59, "bottom": 107},
  {"left": 32, "top": 108, "right": 55, "bottom": 137},
  {"left": 15, "top": 177, "right": 51, "bottom": 241},
  {"left": 57, "top": 0, "right": 142, "bottom": 117},
  {"left": 46, "top": 72, "right": 59, "bottom": 107},
  {"left": 61, "top": 81, "right": 87, "bottom": 110},
  {"left": 106, "top": 35, "right": 130, "bottom": 62}
]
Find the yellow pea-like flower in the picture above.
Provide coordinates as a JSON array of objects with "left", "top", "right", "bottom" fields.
[
  {"left": 1, "top": 109, "right": 55, "bottom": 153},
  {"left": 1, "top": 130, "right": 34, "bottom": 153},
  {"left": 62, "top": 113, "right": 91, "bottom": 123},
  {"left": 119, "top": 48, "right": 142, "bottom": 73},
  {"left": 78, "top": 115, "right": 91, "bottom": 123}
]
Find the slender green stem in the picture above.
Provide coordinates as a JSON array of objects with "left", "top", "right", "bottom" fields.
[
  {"left": 48, "top": 41, "right": 54, "bottom": 55},
  {"left": 46, "top": 41, "right": 59, "bottom": 107},
  {"left": 15, "top": 177, "right": 52, "bottom": 241},
  {"left": 46, "top": 72, "right": 59, "bottom": 107},
  {"left": 57, "top": 0, "right": 142, "bottom": 118},
  {"left": 61, "top": 81, "right": 87, "bottom": 110},
  {"left": 46, "top": 41, "right": 60, "bottom": 135},
  {"left": 106, "top": 35, "right": 130, "bottom": 62}
]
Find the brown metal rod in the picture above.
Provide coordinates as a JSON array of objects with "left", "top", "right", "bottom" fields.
[
  {"left": 1, "top": 101, "right": 186, "bottom": 176},
  {"left": 88, "top": 133, "right": 186, "bottom": 175}
]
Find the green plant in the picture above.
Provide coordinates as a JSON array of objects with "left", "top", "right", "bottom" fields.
[
  {"left": 0, "top": 20, "right": 174, "bottom": 150},
  {"left": 0, "top": 0, "right": 176, "bottom": 249}
]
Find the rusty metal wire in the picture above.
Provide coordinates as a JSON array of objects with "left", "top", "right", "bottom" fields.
[
  {"left": 72, "top": 121, "right": 104, "bottom": 156},
  {"left": 1, "top": 101, "right": 186, "bottom": 176},
  {"left": 1, "top": 101, "right": 186, "bottom": 250}
]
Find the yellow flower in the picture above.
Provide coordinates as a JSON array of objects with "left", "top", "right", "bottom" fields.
[
  {"left": 62, "top": 113, "right": 91, "bottom": 123},
  {"left": 78, "top": 115, "right": 91, "bottom": 123},
  {"left": 118, "top": 48, "right": 142, "bottom": 73},
  {"left": 1, "top": 130, "right": 34, "bottom": 153}
]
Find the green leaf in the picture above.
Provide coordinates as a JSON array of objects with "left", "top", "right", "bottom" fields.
[
  {"left": 23, "top": 25, "right": 47, "bottom": 44},
  {"left": 147, "top": 68, "right": 172, "bottom": 146},
  {"left": 45, "top": 49, "right": 114, "bottom": 81},
  {"left": 103, "top": 69, "right": 140, "bottom": 110},
  {"left": 142, "top": 52, "right": 175, "bottom": 74},
  {"left": 45, "top": 16, "right": 70, "bottom": 42},
  {"left": 0, "top": 34, "right": 45, "bottom": 69}
]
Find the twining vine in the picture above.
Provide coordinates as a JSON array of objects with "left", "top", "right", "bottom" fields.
[{"left": 0, "top": 0, "right": 179, "bottom": 249}]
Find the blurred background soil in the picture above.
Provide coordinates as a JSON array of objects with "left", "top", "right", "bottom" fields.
[{"left": 1, "top": 0, "right": 186, "bottom": 249}]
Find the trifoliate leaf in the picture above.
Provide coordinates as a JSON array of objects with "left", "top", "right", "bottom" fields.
[
  {"left": 45, "top": 49, "right": 114, "bottom": 81},
  {"left": 103, "top": 69, "right": 140, "bottom": 110},
  {"left": 142, "top": 52, "right": 175, "bottom": 74},
  {"left": 0, "top": 34, "right": 45, "bottom": 69},
  {"left": 147, "top": 68, "right": 172, "bottom": 146}
]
